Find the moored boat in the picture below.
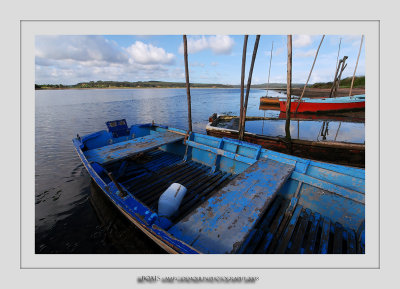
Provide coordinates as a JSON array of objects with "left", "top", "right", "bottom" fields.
[
  {"left": 279, "top": 95, "right": 365, "bottom": 113},
  {"left": 260, "top": 96, "right": 281, "bottom": 105},
  {"left": 73, "top": 119, "right": 365, "bottom": 254},
  {"left": 207, "top": 114, "right": 364, "bottom": 168},
  {"left": 260, "top": 95, "right": 302, "bottom": 106}
]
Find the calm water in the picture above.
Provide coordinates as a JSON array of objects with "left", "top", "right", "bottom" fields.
[{"left": 35, "top": 88, "right": 364, "bottom": 253}]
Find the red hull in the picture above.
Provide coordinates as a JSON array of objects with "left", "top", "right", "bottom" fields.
[{"left": 279, "top": 100, "right": 365, "bottom": 113}]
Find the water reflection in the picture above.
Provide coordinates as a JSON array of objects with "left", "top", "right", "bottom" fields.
[{"left": 231, "top": 119, "right": 365, "bottom": 144}]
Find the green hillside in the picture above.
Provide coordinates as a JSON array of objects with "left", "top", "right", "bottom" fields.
[{"left": 311, "top": 76, "right": 365, "bottom": 89}]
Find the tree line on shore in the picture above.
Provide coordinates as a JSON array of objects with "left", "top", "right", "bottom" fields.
[
  {"left": 35, "top": 76, "right": 364, "bottom": 90},
  {"left": 310, "top": 76, "right": 365, "bottom": 89}
]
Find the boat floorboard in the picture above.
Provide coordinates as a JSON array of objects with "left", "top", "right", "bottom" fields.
[
  {"left": 106, "top": 150, "right": 233, "bottom": 221},
  {"left": 239, "top": 196, "right": 362, "bottom": 254}
]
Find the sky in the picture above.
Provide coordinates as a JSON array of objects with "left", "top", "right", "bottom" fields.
[{"left": 35, "top": 34, "right": 365, "bottom": 85}]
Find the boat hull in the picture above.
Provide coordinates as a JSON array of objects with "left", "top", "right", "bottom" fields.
[
  {"left": 279, "top": 97, "right": 365, "bottom": 113},
  {"left": 260, "top": 97, "right": 280, "bottom": 105},
  {"left": 206, "top": 122, "right": 364, "bottom": 168},
  {"left": 73, "top": 122, "right": 365, "bottom": 254}
]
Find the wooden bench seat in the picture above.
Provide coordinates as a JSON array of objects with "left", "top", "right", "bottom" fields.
[
  {"left": 168, "top": 158, "right": 295, "bottom": 253},
  {"left": 84, "top": 131, "right": 184, "bottom": 165}
]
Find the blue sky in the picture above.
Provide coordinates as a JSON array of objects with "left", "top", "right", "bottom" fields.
[{"left": 35, "top": 34, "right": 365, "bottom": 85}]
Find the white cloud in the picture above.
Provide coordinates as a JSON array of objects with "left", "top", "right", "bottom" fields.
[
  {"left": 125, "top": 41, "right": 175, "bottom": 65},
  {"left": 293, "top": 35, "right": 313, "bottom": 48},
  {"left": 35, "top": 37, "right": 179, "bottom": 84},
  {"left": 35, "top": 60, "right": 177, "bottom": 85},
  {"left": 295, "top": 49, "right": 316, "bottom": 58},
  {"left": 181, "top": 36, "right": 208, "bottom": 54},
  {"left": 179, "top": 35, "right": 234, "bottom": 55},
  {"left": 210, "top": 62, "right": 218, "bottom": 66},
  {"left": 35, "top": 35, "right": 128, "bottom": 64},
  {"left": 208, "top": 35, "right": 235, "bottom": 54}
]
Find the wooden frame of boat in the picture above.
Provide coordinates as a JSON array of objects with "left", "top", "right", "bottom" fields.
[
  {"left": 206, "top": 114, "right": 364, "bottom": 168},
  {"left": 73, "top": 120, "right": 365, "bottom": 254}
]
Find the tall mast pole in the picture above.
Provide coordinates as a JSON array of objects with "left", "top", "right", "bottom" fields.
[
  {"left": 285, "top": 35, "right": 293, "bottom": 153},
  {"left": 183, "top": 35, "right": 192, "bottom": 132},
  {"left": 265, "top": 41, "right": 274, "bottom": 97},
  {"left": 335, "top": 38, "right": 342, "bottom": 75},
  {"left": 238, "top": 35, "right": 248, "bottom": 140},
  {"left": 239, "top": 35, "right": 261, "bottom": 141},
  {"left": 349, "top": 35, "right": 364, "bottom": 96},
  {"left": 295, "top": 35, "right": 325, "bottom": 113}
]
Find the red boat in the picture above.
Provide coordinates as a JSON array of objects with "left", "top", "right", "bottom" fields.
[{"left": 279, "top": 95, "right": 365, "bottom": 113}]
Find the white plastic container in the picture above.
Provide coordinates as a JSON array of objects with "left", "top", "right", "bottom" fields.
[{"left": 158, "top": 183, "right": 187, "bottom": 218}]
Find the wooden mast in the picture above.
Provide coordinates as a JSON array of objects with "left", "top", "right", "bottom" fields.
[
  {"left": 333, "top": 56, "right": 348, "bottom": 97},
  {"left": 329, "top": 55, "right": 348, "bottom": 98},
  {"left": 262, "top": 41, "right": 274, "bottom": 135},
  {"left": 238, "top": 35, "right": 248, "bottom": 140},
  {"left": 183, "top": 35, "right": 192, "bottom": 132},
  {"left": 295, "top": 35, "right": 325, "bottom": 114},
  {"left": 349, "top": 35, "right": 364, "bottom": 96},
  {"left": 239, "top": 35, "right": 261, "bottom": 141},
  {"left": 335, "top": 38, "right": 342, "bottom": 77},
  {"left": 265, "top": 41, "right": 274, "bottom": 97},
  {"left": 285, "top": 35, "right": 292, "bottom": 153}
]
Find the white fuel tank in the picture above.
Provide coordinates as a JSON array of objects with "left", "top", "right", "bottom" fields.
[{"left": 158, "top": 183, "right": 187, "bottom": 218}]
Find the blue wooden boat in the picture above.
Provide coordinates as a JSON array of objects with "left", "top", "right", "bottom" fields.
[{"left": 73, "top": 119, "right": 365, "bottom": 254}]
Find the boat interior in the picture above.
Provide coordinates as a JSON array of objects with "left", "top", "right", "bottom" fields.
[{"left": 76, "top": 120, "right": 365, "bottom": 254}]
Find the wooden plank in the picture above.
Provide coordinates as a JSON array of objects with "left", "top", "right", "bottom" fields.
[
  {"left": 275, "top": 205, "right": 303, "bottom": 253},
  {"left": 85, "top": 132, "right": 184, "bottom": 165},
  {"left": 342, "top": 229, "right": 348, "bottom": 254},
  {"left": 186, "top": 140, "right": 257, "bottom": 165},
  {"left": 289, "top": 208, "right": 309, "bottom": 254},
  {"left": 291, "top": 171, "right": 365, "bottom": 204},
  {"left": 303, "top": 212, "right": 321, "bottom": 254},
  {"left": 347, "top": 229, "right": 357, "bottom": 254},
  {"left": 236, "top": 229, "right": 256, "bottom": 254},
  {"left": 168, "top": 158, "right": 294, "bottom": 254},
  {"left": 242, "top": 229, "right": 265, "bottom": 254},
  {"left": 257, "top": 196, "right": 282, "bottom": 232},
  {"left": 256, "top": 200, "right": 288, "bottom": 253},
  {"left": 318, "top": 217, "right": 331, "bottom": 254},
  {"left": 333, "top": 222, "right": 343, "bottom": 254}
]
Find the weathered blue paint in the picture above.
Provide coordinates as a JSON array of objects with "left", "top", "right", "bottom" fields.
[
  {"left": 291, "top": 172, "right": 364, "bottom": 204},
  {"left": 73, "top": 120, "right": 365, "bottom": 254},
  {"left": 167, "top": 158, "right": 294, "bottom": 253},
  {"left": 306, "top": 165, "right": 365, "bottom": 194},
  {"left": 186, "top": 140, "right": 257, "bottom": 166},
  {"left": 275, "top": 205, "right": 302, "bottom": 253},
  {"left": 85, "top": 131, "right": 184, "bottom": 165},
  {"left": 298, "top": 94, "right": 365, "bottom": 103},
  {"left": 106, "top": 119, "right": 130, "bottom": 138}
]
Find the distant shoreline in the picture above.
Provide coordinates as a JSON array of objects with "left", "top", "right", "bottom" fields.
[
  {"left": 35, "top": 76, "right": 365, "bottom": 91},
  {"left": 35, "top": 86, "right": 242, "bottom": 91}
]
